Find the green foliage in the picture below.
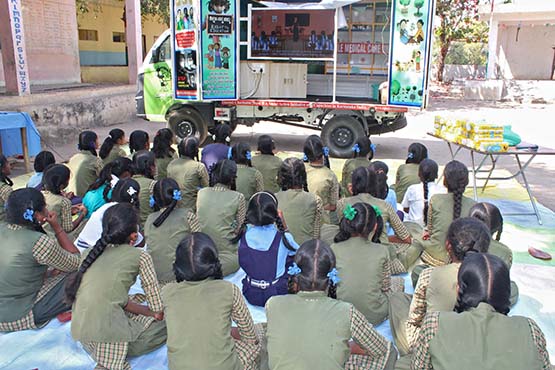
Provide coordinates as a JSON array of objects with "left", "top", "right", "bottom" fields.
[
  {"left": 444, "top": 42, "right": 487, "bottom": 65},
  {"left": 76, "top": 0, "right": 169, "bottom": 25}
]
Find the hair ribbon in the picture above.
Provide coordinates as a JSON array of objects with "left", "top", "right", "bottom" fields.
[
  {"left": 327, "top": 268, "right": 341, "bottom": 285},
  {"left": 343, "top": 204, "right": 357, "bottom": 221},
  {"left": 23, "top": 208, "right": 34, "bottom": 222},
  {"left": 149, "top": 195, "right": 156, "bottom": 208},
  {"left": 352, "top": 144, "right": 361, "bottom": 153},
  {"left": 323, "top": 147, "right": 330, "bottom": 157},
  {"left": 227, "top": 147, "right": 233, "bottom": 159},
  {"left": 288, "top": 262, "right": 302, "bottom": 276},
  {"left": 173, "top": 189, "right": 182, "bottom": 201},
  {"left": 372, "top": 205, "right": 382, "bottom": 217}
]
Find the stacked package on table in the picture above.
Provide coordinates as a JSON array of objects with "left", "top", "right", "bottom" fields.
[{"left": 434, "top": 116, "right": 509, "bottom": 152}]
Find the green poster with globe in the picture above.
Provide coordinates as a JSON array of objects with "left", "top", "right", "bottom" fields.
[{"left": 388, "top": 0, "right": 434, "bottom": 107}]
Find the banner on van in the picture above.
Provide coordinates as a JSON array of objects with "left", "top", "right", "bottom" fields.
[
  {"left": 387, "top": 0, "right": 435, "bottom": 108},
  {"left": 172, "top": 0, "right": 200, "bottom": 99},
  {"left": 199, "top": 0, "right": 239, "bottom": 100}
]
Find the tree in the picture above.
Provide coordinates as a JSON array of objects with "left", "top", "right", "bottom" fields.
[
  {"left": 435, "top": 0, "right": 488, "bottom": 82},
  {"left": 76, "top": 0, "right": 170, "bottom": 25}
]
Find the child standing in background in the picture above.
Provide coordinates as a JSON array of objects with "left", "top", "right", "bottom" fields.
[
  {"left": 341, "top": 137, "right": 374, "bottom": 197},
  {"left": 132, "top": 150, "right": 157, "bottom": 226},
  {"left": 27, "top": 151, "right": 55, "bottom": 189},
  {"left": 231, "top": 142, "right": 264, "bottom": 202},
  {"left": 167, "top": 137, "right": 209, "bottom": 210},
  {"left": 0, "top": 154, "right": 14, "bottom": 222},
  {"left": 251, "top": 135, "right": 283, "bottom": 193},
  {"left": 394, "top": 143, "right": 428, "bottom": 203},
  {"left": 67, "top": 131, "right": 103, "bottom": 198},
  {"left": 151, "top": 128, "right": 177, "bottom": 180},
  {"left": 99, "top": 129, "right": 127, "bottom": 166}
]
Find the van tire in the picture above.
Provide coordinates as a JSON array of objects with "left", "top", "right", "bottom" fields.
[
  {"left": 168, "top": 108, "right": 208, "bottom": 143},
  {"left": 321, "top": 115, "right": 365, "bottom": 158}
]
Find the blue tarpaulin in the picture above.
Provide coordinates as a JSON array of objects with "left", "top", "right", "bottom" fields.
[{"left": 0, "top": 112, "right": 41, "bottom": 157}]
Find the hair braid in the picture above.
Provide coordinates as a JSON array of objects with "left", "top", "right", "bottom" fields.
[
  {"left": 423, "top": 181, "right": 430, "bottom": 226},
  {"left": 276, "top": 215, "right": 295, "bottom": 251},
  {"left": 453, "top": 186, "right": 463, "bottom": 220},
  {"left": 327, "top": 282, "right": 337, "bottom": 299},
  {"left": 496, "top": 223, "right": 503, "bottom": 241}
]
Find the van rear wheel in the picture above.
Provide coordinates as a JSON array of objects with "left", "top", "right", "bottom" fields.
[
  {"left": 321, "top": 115, "right": 365, "bottom": 158},
  {"left": 168, "top": 108, "right": 208, "bottom": 143}
]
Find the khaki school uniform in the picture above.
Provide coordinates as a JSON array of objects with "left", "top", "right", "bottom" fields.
[
  {"left": 102, "top": 144, "right": 127, "bottom": 166},
  {"left": 42, "top": 190, "right": 74, "bottom": 235},
  {"left": 341, "top": 157, "right": 371, "bottom": 197},
  {"left": 0, "top": 182, "right": 13, "bottom": 223},
  {"left": 0, "top": 224, "right": 80, "bottom": 331},
  {"left": 132, "top": 174, "right": 156, "bottom": 227},
  {"left": 155, "top": 151, "right": 178, "bottom": 181},
  {"left": 266, "top": 291, "right": 395, "bottom": 370},
  {"left": 252, "top": 154, "right": 283, "bottom": 193},
  {"left": 167, "top": 157, "right": 209, "bottom": 210},
  {"left": 197, "top": 184, "right": 246, "bottom": 276},
  {"left": 236, "top": 164, "right": 264, "bottom": 202},
  {"left": 71, "top": 245, "right": 167, "bottom": 370},
  {"left": 306, "top": 164, "right": 339, "bottom": 224},
  {"left": 394, "top": 164, "right": 420, "bottom": 204},
  {"left": 144, "top": 207, "right": 201, "bottom": 284},
  {"left": 411, "top": 303, "right": 551, "bottom": 370},
  {"left": 275, "top": 189, "right": 323, "bottom": 245},
  {"left": 67, "top": 151, "right": 103, "bottom": 198},
  {"left": 162, "top": 280, "right": 260, "bottom": 370},
  {"left": 331, "top": 237, "right": 403, "bottom": 326}
]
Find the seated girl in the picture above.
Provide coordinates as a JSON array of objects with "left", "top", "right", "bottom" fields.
[
  {"left": 394, "top": 142, "right": 428, "bottom": 203},
  {"left": 145, "top": 178, "right": 201, "bottom": 285},
  {"left": 368, "top": 161, "right": 398, "bottom": 236},
  {"left": 236, "top": 191, "right": 299, "bottom": 307},
  {"left": 66, "top": 203, "right": 166, "bottom": 370},
  {"left": 231, "top": 142, "right": 264, "bottom": 202},
  {"left": 331, "top": 202, "right": 404, "bottom": 325},
  {"left": 132, "top": 150, "right": 157, "bottom": 226},
  {"left": 251, "top": 135, "right": 283, "bottom": 193},
  {"left": 129, "top": 130, "right": 150, "bottom": 155},
  {"left": 340, "top": 137, "right": 374, "bottom": 197},
  {"left": 201, "top": 123, "right": 232, "bottom": 174},
  {"left": 151, "top": 128, "right": 177, "bottom": 180},
  {"left": 162, "top": 232, "right": 261, "bottom": 370},
  {"left": 27, "top": 150, "right": 55, "bottom": 189},
  {"left": 0, "top": 188, "right": 80, "bottom": 332},
  {"left": 265, "top": 239, "right": 397, "bottom": 370},
  {"left": 67, "top": 131, "right": 103, "bottom": 197},
  {"left": 0, "top": 154, "right": 14, "bottom": 222},
  {"left": 99, "top": 128, "right": 127, "bottom": 166}
]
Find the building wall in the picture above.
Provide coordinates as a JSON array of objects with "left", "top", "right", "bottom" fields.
[
  {"left": 497, "top": 25, "right": 555, "bottom": 80},
  {"left": 0, "top": 0, "right": 81, "bottom": 86}
]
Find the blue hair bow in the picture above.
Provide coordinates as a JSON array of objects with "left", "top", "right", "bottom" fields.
[
  {"left": 407, "top": 152, "right": 414, "bottom": 159},
  {"left": 288, "top": 262, "right": 302, "bottom": 276},
  {"left": 246, "top": 151, "right": 252, "bottom": 161},
  {"left": 172, "top": 189, "right": 182, "bottom": 201},
  {"left": 227, "top": 147, "right": 233, "bottom": 159},
  {"left": 352, "top": 144, "right": 361, "bottom": 153},
  {"left": 303, "top": 153, "right": 308, "bottom": 162},
  {"left": 149, "top": 195, "right": 156, "bottom": 208},
  {"left": 23, "top": 208, "right": 34, "bottom": 222},
  {"left": 370, "top": 143, "right": 376, "bottom": 153},
  {"left": 327, "top": 268, "right": 341, "bottom": 285},
  {"left": 323, "top": 147, "right": 330, "bottom": 157}
]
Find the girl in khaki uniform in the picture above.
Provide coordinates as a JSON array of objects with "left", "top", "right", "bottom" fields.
[
  {"left": 99, "top": 129, "right": 128, "bottom": 166},
  {"left": 394, "top": 143, "right": 428, "bottom": 203},
  {"left": 231, "top": 142, "right": 264, "bottom": 202},
  {"left": 275, "top": 158, "right": 323, "bottom": 245},
  {"left": 304, "top": 135, "right": 339, "bottom": 224},
  {"left": 167, "top": 137, "right": 209, "bottom": 210},
  {"left": 410, "top": 253, "right": 551, "bottom": 370},
  {"left": 132, "top": 150, "right": 157, "bottom": 227},
  {"left": 152, "top": 128, "right": 177, "bottom": 180},
  {"left": 331, "top": 203, "right": 404, "bottom": 325},
  {"left": 67, "top": 131, "right": 103, "bottom": 198},
  {"left": 0, "top": 154, "right": 14, "bottom": 223},
  {"left": 388, "top": 218, "right": 490, "bottom": 357},
  {"left": 266, "top": 239, "right": 397, "bottom": 370},
  {"left": 197, "top": 159, "right": 246, "bottom": 276},
  {"left": 42, "top": 165, "right": 87, "bottom": 237},
  {"left": 129, "top": 130, "right": 150, "bottom": 155},
  {"left": 251, "top": 135, "right": 283, "bottom": 193},
  {"left": 340, "top": 137, "right": 374, "bottom": 198},
  {"left": 144, "top": 178, "right": 201, "bottom": 285},
  {"left": 66, "top": 203, "right": 166, "bottom": 370},
  {"left": 162, "top": 232, "right": 261, "bottom": 370}
]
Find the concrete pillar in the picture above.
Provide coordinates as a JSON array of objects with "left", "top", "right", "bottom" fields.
[
  {"left": 125, "top": 0, "right": 142, "bottom": 85},
  {"left": 486, "top": 19, "right": 499, "bottom": 79},
  {"left": 0, "top": 0, "right": 31, "bottom": 95}
]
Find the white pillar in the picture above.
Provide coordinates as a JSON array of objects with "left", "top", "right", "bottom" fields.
[
  {"left": 125, "top": 0, "right": 142, "bottom": 85},
  {"left": 486, "top": 19, "right": 499, "bottom": 79}
]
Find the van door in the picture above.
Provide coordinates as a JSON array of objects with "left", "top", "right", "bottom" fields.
[{"left": 143, "top": 34, "right": 175, "bottom": 122}]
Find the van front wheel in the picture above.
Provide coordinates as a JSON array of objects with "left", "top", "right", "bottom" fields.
[{"left": 168, "top": 108, "right": 208, "bottom": 143}]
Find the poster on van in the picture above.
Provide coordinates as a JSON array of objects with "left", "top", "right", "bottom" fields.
[
  {"left": 199, "top": 0, "right": 238, "bottom": 100},
  {"left": 249, "top": 8, "right": 335, "bottom": 60},
  {"left": 387, "top": 0, "right": 434, "bottom": 108},
  {"left": 172, "top": 0, "right": 199, "bottom": 99}
]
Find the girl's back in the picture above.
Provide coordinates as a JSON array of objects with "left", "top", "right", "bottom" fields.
[
  {"left": 395, "top": 163, "right": 419, "bottom": 203},
  {"left": 341, "top": 158, "right": 371, "bottom": 196},
  {"left": 155, "top": 153, "right": 177, "bottom": 180},
  {"left": 236, "top": 165, "right": 263, "bottom": 201},
  {"left": 252, "top": 154, "right": 282, "bottom": 193},
  {"left": 306, "top": 164, "right": 337, "bottom": 206},
  {"left": 201, "top": 143, "right": 229, "bottom": 173},
  {"left": 403, "top": 181, "right": 446, "bottom": 226},
  {"left": 68, "top": 153, "right": 102, "bottom": 197},
  {"left": 167, "top": 157, "right": 208, "bottom": 209},
  {"left": 275, "top": 190, "right": 320, "bottom": 245}
]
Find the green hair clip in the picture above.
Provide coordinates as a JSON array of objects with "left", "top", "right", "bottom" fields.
[
  {"left": 372, "top": 205, "right": 382, "bottom": 218},
  {"left": 343, "top": 204, "right": 357, "bottom": 221}
]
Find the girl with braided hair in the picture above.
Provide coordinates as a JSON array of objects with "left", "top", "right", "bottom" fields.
[
  {"left": 167, "top": 136, "right": 209, "bottom": 210},
  {"left": 251, "top": 134, "right": 283, "bottom": 193},
  {"left": 231, "top": 142, "right": 264, "bottom": 202},
  {"left": 0, "top": 154, "right": 14, "bottom": 222},
  {"left": 67, "top": 131, "right": 103, "bottom": 197},
  {"left": 0, "top": 188, "right": 80, "bottom": 332},
  {"left": 418, "top": 160, "right": 476, "bottom": 268},
  {"left": 197, "top": 159, "right": 246, "bottom": 276},
  {"left": 394, "top": 142, "right": 428, "bottom": 203},
  {"left": 151, "top": 128, "right": 177, "bottom": 180},
  {"left": 144, "top": 178, "right": 201, "bottom": 285},
  {"left": 235, "top": 191, "right": 299, "bottom": 307},
  {"left": 129, "top": 129, "right": 150, "bottom": 154},
  {"left": 411, "top": 253, "right": 550, "bottom": 370},
  {"left": 162, "top": 232, "right": 261, "bottom": 370},
  {"left": 303, "top": 135, "right": 339, "bottom": 224},
  {"left": 99, "top": 128, "right": 127, "bottom": 165},
  {"left": 340, "top": 136, "right": 374, "bottom": 198},
  {"left": 275, "top": 157, "right": 323, "bottom": 245},
  {"left": 132, "top": 150, "right": 157, "bottom": 226},
  {"left": 331, "top": 202, "right": 404, "bottom": 325},
  {"left": 266, "top": 239, "right": 397, "bottom": 370},
  {"left": 67, "top": 203, "right": 166, "bottom": 370}
]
